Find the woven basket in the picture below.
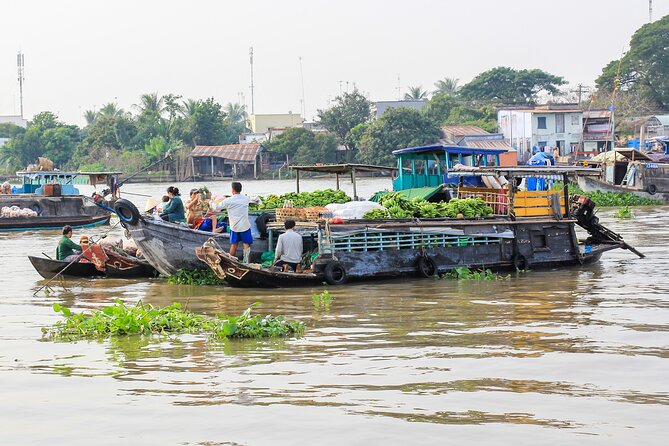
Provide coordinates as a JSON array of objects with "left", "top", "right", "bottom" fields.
[
  {"left": 304, "top": 206, "right": 328, "bottom": 222},
  {"left": 275, "top": 207, "right": 296, "bottom": 223}
]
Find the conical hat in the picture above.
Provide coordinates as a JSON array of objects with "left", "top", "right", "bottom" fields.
[{"left": 144, "top": 198, "right": 161, "bottom": 212}]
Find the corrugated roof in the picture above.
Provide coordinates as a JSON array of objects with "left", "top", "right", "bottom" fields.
[
  {"left": 649, "top": 115, "right": 669, "bottom": 126},
  {"left": 463, "top": 140, "right": 513, "bottom": 150},
  {"left": 190, "top": 144, "right": 264, "bottom": 162},
  {"left": 584, "top": 110, "right": 611, "bottom": 119},
  {"left": 441, "top": 125, "right": 489, "bottom": 137}
]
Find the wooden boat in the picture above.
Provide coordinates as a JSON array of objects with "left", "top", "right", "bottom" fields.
[
  {"left": 576, "top": 149, "right": 669, "bottom": 202},
  {"left": 196, "top": 166, "right": 642, "bottom": 288},
  {"left": 196, "top": 243, "right": 323, "bottom": 288},
  {"left": 113, "top": 199, "right": 272, "bottom": 276},
  {"left": 28, "top": 255, "right": 154, "bottom": 279},
  {"left": 0, "top": 171, "right": 119, "bottom": 231}
]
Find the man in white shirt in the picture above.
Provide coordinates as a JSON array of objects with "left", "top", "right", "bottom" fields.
[
  {"left": 220, "top": 182, "right": 256, "bottom": 263},
  {"left": 274, "top": 219, "right": 303, "bottom": 272}
]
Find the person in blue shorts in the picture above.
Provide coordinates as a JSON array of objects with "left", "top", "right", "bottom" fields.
[{"left": 220, "top": 182, "right": 257, "bottom": 263}]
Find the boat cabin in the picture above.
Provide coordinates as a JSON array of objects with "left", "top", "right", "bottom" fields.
[
  {"left": 11, "top": 171, "right": 121, "bottom": 197},
  {"left": 392, "top": 145, "right": 507, "bottom": 191}
]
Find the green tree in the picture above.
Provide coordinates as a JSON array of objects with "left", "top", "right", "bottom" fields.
[
  {"left": 433, "top": 77, "right": 460, "bottom": 96},
  {"left": 595, "top": 15, "right": 669, "bottom": 109},
  {"left": 356, "top": 107, "right": 442, "bottom": 165},
  {"left": 267, "top": 127, "right": 315, "bottom": 160},
  {"left": 404, "top": 86, "right": 428, "bottom": 101},
  {"left": 224, "top": 103, "right": 247, "bottom": 125},
  {"left": 0, "top": 123, "right": 26, "bottom": 139},
  {"left": 317, "top": 89, "right": 372, "bottom": 152},
  {"left": 98, "top": 102, "right": 126, "bottom": 118},
  {"left": 459, "top": 67, "right": 565, "bottom": 104},
  {"left": 83, "top": 110, "right": 98, "bottom": 126},
  {"left": 190, "top": 98, "right": 227, "bottom": 145},
  {"left": 421, "top": 93, "right": 458, "bottom": 125},
  {"left": 41, "top": 125, "right": 81, "bottom": 166},
  {"left": 444, "top": 104, "right": 498, "bottom": 132}
]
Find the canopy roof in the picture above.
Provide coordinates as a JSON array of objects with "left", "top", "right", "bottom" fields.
[
  {"left": 393, "top": 144, "right": 507, "bottom": 157},
  {"left": 289, "top": 163, "right": 397, "bottom": 174},
  {"left": 15, "top": 171, "right": 122, "bottom": 177},
  {"left": 590, "top": 149, "right": 652, "bottom": 163},
  {"left": 447, "top": 166, "right": 601, "bottom": 178}
]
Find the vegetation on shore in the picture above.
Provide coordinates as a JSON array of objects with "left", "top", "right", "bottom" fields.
[{"left": 43, "top": 300, "right": 305, "bottom": 341}]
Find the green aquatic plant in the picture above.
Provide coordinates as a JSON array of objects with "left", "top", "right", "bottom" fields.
[
  {"left": 167, "top": 268, "right": 225, "bottom": 286},
  {"left": 312, "top": 289, "right": 333, "bottom": 311},
  {"left": 615, "top": 206, "right": 634, "bottom": 219},
  {"left": 552, "top": 182, "right": 663, "bottom": 206},
  {"left": 43, "top": 300, "right": 305, "bottom": 341},
  {"left": 441, "top": 267, "right": 507, "bottom": 281}
]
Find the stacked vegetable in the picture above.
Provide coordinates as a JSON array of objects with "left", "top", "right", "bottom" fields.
[
  {"left": 257, "top": 189, "right": 351, "bottom": 209},
  {"left": 364, "top": 193, "right": 493, "bottom": 219}
]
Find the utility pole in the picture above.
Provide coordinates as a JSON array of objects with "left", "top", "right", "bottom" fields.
[
  {"left": 17, "top": 52, "right": 25, "bottom": 118},
  {"left": 396, "top": 75, "right": 401, "bottom": 101},
  {"left": 649, "top": 0, "right": 653, "bottom": 22},
  {"left": 249, "top": 47, "right": 255, "bottom": 114},
  {"left": 299, "top": 56, "right": 306, "bottom": 121}
]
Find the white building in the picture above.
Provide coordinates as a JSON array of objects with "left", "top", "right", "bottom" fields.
[
  {"left": 0, "top": 115, "right": 28, "bottom": 128},
  {"left": 498, "top": 104, "right": 583, "bottom": 161}
]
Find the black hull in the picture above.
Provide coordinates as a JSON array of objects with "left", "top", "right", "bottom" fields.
[
  {"left": 1, "top": 214, "right": 110, "bottom": 231},
  {"left": 123, "top": 217, "right": 269, "bottom": 276},
  {"left": 0, "top": 195, "right": 111, "bottom": 231},
  {"left": 29, "top": 256, "right": 154, "bottom": 279}
]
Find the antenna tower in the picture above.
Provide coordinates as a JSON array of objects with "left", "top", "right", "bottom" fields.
[
  {"left": 17, "top": 52, "right": 25, "bottom": 118},
  {"left": 249, "top": 47, "right": 255, "bottom": 114},
  {"left": 650, "top": 0, "right": 653, "bottom": 22}
]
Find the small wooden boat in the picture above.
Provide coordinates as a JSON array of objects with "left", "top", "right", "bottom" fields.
[{"left": 196, "top": 243, "right": 323, "bottom": 288}]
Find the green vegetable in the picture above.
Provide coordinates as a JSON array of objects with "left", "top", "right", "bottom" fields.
[{"left": 257, "top": 189, "right": 351, "bottom": 209}]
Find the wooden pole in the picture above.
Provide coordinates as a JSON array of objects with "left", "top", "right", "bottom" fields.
[
  {"left": 352, "top": 167, "right": 358, "bottom": 200},
  {"left": 211, "top": 157, "right": 214, "bottom": 176},
  {"left": 296, "top": 170, "right": 300, "bottom": 193},
  {"left": 335, "top": 172, "right": 340, "bottom": 190},
  {"left": 562, "top": 173, "right": 570, "bottom": 218}
]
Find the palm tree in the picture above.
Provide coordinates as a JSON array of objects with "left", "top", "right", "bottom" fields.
[
  {"left": 135, "top": 92, "right": 165, "bottom": 116},
  {"left": 224, "top": 102, "right": 247, "bottom": 124},
  {"left": 433, "top": 77, "right": 460, "bottom": 96},
  {"left": 98, "top": 102, "right": 125, "bottom": 118},
  {"left": 83, "top": 110, "right": 98, "bottom": 126},
  {"left": 404, "top": 86, "right": 428, "bottom": 101},
  {"left": 181, "top": 99, "right": 199, "bottom": 118}
]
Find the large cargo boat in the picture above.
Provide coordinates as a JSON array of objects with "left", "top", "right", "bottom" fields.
[
  {"left": 0, "top": 171, "right": 119, "bottom": 231},
  {"left": 197, "top": 166, "right": 642, "bottom": 288}
]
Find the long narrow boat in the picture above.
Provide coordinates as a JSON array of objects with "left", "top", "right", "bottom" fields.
[
  {"left": 29, "top": 255, "right": 155, "bottom": 279},
  {"left": 196, "top": 166, "right": 642, "bottom": 288},
  {"left": 112, "top": 199, "right": 272, "bottom": 276}
]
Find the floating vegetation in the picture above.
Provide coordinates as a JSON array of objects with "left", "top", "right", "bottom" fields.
[
  {"left": 312, "top": 289, "right": 333, "bottom": 311},
  {"left": 43, "top": 300, "right": 305, "bottom": 341},
  {"left": 167, "top": 268, "right": 225, "bottom": 286},
  {"left": 441, "top": 267, "right": 507, "bottom": 281},
  {"left": 553, "top": 182, "right": 663, "bottom": 206},
  {"left": 615, "top": 206, "right": 634, "bottom": 219}
]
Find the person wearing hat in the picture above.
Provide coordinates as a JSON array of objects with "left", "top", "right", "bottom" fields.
[
  {"left": 57, "top": 225, "right": 83, "bottom": 261},
  {"left": 185, "top": 188, "right": 209, "bottom": 227}
]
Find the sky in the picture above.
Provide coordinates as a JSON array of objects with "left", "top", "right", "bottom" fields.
[{"left": 1, "top": 0, "right": 667, "bottom": 126}]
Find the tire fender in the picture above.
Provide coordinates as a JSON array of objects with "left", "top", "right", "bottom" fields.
[
  {"left": 513, "top": 254, "right": 528, "bottom": 271},
  {"left": 324, "top": 261, "right": 348, "bottom": 285},
  {"left": 416, "top": 255, "right": 438, "bottom": 278},
  {"left": 255, "top": 212, "right": 274, "bottom": 238},
  {"left": 113, "top": 198, "right": 140, "bottom": 226},
  {"left": 647, "top": 184, "right": 657, "bottom": 195}
]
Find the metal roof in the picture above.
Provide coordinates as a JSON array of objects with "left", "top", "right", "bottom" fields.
[
  {"left": 289, "top": 163, "right": 397, "bottom": 174},
  {"left": 647, "top": 115, "right": 669, "bottom": 126},
  {"left": 190, "top": 144, "right": 264, "bottom": 162},
  {"left": 393, "top": 145, "right": 507, "bottom": 156},
  {"left": 15, "top": 171, "right": 122, "bottom": 176},
  {"left": 441, "top": 125, "right": 490, "bottom": 137},
  {"left": 447, "top": 166, "right": 601, "bottom": 178}
]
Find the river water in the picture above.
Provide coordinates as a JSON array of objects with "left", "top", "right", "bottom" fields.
[{"left": 1, "top": 178, "right": 668, "bottom": 445}]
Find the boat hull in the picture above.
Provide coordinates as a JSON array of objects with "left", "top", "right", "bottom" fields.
[
  {"left": 0, "top": 195, "right": 111, "bottom": 231},
  {"left": 29, "top": 255, "right": 155, "bottom": 279},
  {"left": 123, "top": 217, "right": 269, "bottom": 276},
  {"left": 577, "top": 176, "right": 669, "bottom": 202}
]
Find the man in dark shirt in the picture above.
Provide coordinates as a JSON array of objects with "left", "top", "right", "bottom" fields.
[{"left": 57, "top": 225, "right": 83, "bottom": 261}]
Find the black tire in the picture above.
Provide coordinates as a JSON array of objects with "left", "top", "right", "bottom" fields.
[
  {"left": 416, "top": 256, "right": 437, "bottom": 278},
  {"left": 513, "top": 254, "right": 528, "bottom": 271},
  {"left": 113, "top": 199, "right": 140, "bottom": 226},
  {"left": 647, "top": 184, "right": 657, "bottom": 195},
  {"left": 324, "top": 261, "right": 348, "bottom": 285},
  {"left": 255, "top": 212, "right": 274, "bottom": 238},
  {"left": 30, "top": 203, "right": 42, "bottom": 215}
]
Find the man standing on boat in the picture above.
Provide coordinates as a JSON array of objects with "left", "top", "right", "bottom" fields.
[
  {"left": 273, "top": 219, "right": 303, "bottom": 272},
  {"left": 56, "top": 225, "right": 82, "bottom": 262},
  {"left": 220, "top": 182, "right": 257, "bottom": 263}
]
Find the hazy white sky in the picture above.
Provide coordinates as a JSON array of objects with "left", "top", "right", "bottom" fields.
[{"left": 1, "top": 0, "right": 666, "bottom": 125}]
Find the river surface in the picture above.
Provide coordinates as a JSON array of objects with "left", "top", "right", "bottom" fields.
[{"left": 1, "top": 178, "right": 668, "bottom": 445}]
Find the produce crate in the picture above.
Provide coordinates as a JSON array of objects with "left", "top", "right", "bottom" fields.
[
  {"left": 275, "top": 207, "right": 307, "bottom": 222},
  {"left": 304, "top": 206, "right": 329, "bottom": 222}
]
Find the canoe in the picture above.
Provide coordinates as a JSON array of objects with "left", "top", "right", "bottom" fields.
[
  {"left": 28, "top": 255, "right": 155, "bottom": 279},
  {"left": 196, "top": 243, "right": 324, "bottom": 288}
]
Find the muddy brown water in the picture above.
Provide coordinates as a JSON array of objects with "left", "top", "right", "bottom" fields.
[{"left": 1, "top": 179, "right": 668, "bottom": 445}]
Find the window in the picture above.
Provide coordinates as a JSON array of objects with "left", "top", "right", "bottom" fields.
[
  {"left": 571, "top": 114, "right": 580, "bottom": 125},
  {"left": 537, "top": 116, "right": 547, "bottom": 129},
  {"left": 555, "top": 113, "right": 565, "bottom": 133}
]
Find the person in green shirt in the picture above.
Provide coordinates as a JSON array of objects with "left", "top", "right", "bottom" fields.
[{"left": 56, "top": 225, "right": 83, "bottom": 261}]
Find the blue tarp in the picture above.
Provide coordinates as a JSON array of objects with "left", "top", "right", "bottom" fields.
[{"left": 526, "top": 152, "right": 555, "bottom": 191}]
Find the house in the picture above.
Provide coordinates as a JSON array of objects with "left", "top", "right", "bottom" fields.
[
  {"left": 0, "top": 115, "right": 28, "bottom": 128},
  {"left": 374, "top": 100, "right": 427, "bottom": 118},
  {"left": 498, "top": 104, "right": 583, "bottom": 161},
  {"left": 440, "top": 126, "right": 516, "bottom": 166},
  {"left": 644, "top": 115, "right": 669, "bottom": 138},
  {"left": 247, "top": 113, "right": 303, "bottom": 133},
  {"left": 188, "top": 144, "right": 266, "bottom": 179},
  {"left": 582, "top": 110, "right": 613, "bottom": 152}
]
